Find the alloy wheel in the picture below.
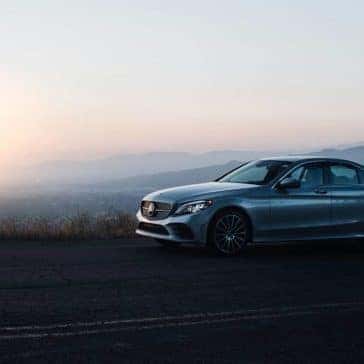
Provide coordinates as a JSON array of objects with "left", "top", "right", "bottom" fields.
[{"left": 213, "top": 213, "right": 248, "bottom": 255}]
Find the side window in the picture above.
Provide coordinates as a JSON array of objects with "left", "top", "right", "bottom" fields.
[
  {"left": 360, "top": 169, "right": 364, "bottom": 184},
  {"left": 288, "top": 165, "right": 324, "bottom": 189},
  {"left": 290, "top": 167, "right": 304, "bottom": 181},
  {"left": 300, "top": 165, "right": 324, "bottom": 189},
  {"left": 328, "top": 165, "right": 359, "bottom": 185}
]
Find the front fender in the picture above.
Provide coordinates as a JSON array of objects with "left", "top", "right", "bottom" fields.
[{"left": 203, "top": 194, "right": 271, "bottom": 243}]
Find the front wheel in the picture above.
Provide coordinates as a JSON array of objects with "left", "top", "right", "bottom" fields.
[{"left": 208, "top": 210, "right": 250, "bottom": 256}]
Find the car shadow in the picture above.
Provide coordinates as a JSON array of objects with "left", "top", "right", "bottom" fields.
[
  {"left": 246, "top": 239, "right": 364, "bottom": 258},
  {"left": 157, "top": 239, "right": 364, "bottom": 261}
]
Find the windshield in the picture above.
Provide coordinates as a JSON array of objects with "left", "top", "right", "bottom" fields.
[{"left": 219, "top": 160, "right": 292, "bottom": 185}]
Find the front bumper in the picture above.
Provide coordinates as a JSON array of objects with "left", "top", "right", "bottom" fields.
[{"left": 136, "top": 209, "right": 211, "bottom": 245}]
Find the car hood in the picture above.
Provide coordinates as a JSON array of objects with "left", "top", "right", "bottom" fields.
[{"left": 144, "top": 182, "right": 257, "bottom": 203}]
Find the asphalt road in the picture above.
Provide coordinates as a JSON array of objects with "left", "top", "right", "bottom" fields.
[{"left": 1, "top": 238, "right": 364, "bottom": 363}]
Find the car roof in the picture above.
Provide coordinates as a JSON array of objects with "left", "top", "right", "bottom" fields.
[{"left": 261, "top": 155, "right": 363, "bottom": 167}]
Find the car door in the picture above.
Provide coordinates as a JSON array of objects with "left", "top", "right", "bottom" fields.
[
  {"left": 326, "top": 163, "right": 364, "bottom": 237},
  {"left": 269, "top": 163, "right": 331, "bottom": 241}
]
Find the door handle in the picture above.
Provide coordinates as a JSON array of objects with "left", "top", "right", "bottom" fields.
[{"left": 314, "top": 188, "right": 327, "bottom": 195}]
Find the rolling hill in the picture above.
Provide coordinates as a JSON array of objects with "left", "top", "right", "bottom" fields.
[{"left": 91, "top": 160, "right": 243, "bottom": 193}]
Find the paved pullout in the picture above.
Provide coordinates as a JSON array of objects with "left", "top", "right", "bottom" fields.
[{"left": 0, "top": 239, "right": 364, "bottom": 363}]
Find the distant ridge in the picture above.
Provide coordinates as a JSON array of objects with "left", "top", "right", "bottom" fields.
[
  {"left": 18, "top": 145, "right": 364, "bottom": 187},
  {"left": 24, "top": 150, "right": 274, "bottom": 185},
  {"left": 309, "top": 146, "right": 364, "bottom": 164},
  {"left": 91, "top": 160, "right": 243, "bottom": 193}
]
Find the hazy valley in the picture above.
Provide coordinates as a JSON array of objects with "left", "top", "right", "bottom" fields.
[{"left": 1, "top": 145, "right": 364, "bottom": 220}]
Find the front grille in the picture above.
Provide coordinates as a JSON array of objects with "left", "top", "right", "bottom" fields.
[
  {"left": 138, "top": 222, "right": 169, "bottom": 236},
  {"left": 141, "top": 201, "right": 172, "bottom": 220}
]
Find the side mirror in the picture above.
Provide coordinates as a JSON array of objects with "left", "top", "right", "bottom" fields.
[{"left": 277, "top": 177, "right": 301, "bottom": 190}]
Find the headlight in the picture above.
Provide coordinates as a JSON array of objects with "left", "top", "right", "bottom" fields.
[{"left": 174, "top": 200, "right": 213, "bottom": 216}]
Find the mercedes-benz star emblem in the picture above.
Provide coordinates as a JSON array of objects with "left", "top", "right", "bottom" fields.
[{"left": 147, "top": 202, "right": 156, "bottom": 217}]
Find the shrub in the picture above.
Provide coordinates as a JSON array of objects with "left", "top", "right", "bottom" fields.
[{"left": 0, "top": 211, "right": 137, "bottom": 241}]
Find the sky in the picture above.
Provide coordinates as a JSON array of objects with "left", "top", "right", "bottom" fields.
[{"left": 1, "top": 0, "right": 364, "bottom": 171}]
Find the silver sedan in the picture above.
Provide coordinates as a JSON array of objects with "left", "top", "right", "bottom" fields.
[{"left": 136, "top": 157, "right": 364, "bottom": 255}]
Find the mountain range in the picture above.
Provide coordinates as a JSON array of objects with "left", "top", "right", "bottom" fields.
[
  {"left": 23, "top": 150, "right": 278, "bottom": 186},
  {"left": 3, "top": 145, "right": 364, "bottom": 217},
  {"left": 16, "top": 145, "right": 364, "bottom": 190},
  {"left": 88, "top": 160, "right": 243, "bottom": 193}
]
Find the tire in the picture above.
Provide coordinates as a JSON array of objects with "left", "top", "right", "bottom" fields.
[
  {"left": 208, "top": 209, "right": 250, "bottom": 256},
  {"left": 155, "top": 239, "right": 179, "bottom": 248}
]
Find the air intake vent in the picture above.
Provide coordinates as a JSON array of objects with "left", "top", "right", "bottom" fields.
[{"left": 138, "top": 222, "right": 169, "bottom": 236}]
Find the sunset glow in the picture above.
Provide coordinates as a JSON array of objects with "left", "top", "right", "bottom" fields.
[{"left": 1, "top": 0, "right": 364, "bottom": 170}]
